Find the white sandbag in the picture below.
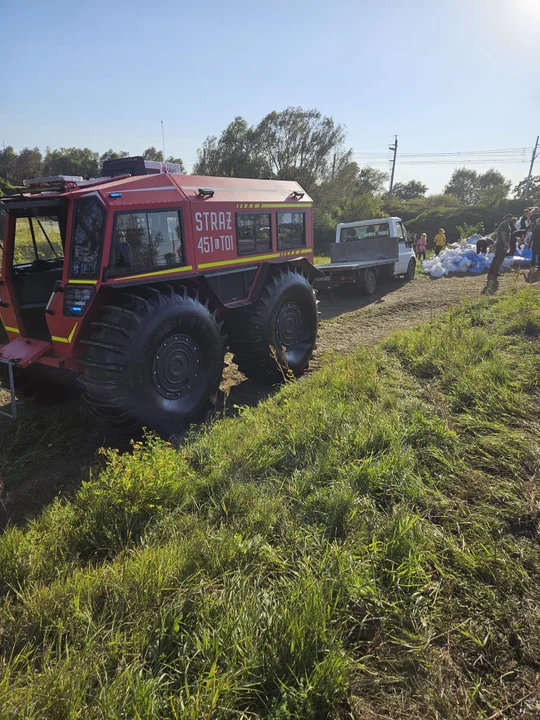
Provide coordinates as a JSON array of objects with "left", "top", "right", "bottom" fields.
[{"left": 430, "top": 264, "right": 447, "bottom": 278}]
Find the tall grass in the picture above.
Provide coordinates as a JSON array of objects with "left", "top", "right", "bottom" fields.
[{"left": 0, "top": 288, "right": 539, "bottom": 718}]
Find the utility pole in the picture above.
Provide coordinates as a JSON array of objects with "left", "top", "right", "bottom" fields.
[
  {"left": 523, "top": 135, "right": 539, "bottom": 202},
  {"left": 388, "top": 135, "right": 398, "bottom": 200},
  {"left": 331, "top": 153, "right": 336, "bottom": 181}
]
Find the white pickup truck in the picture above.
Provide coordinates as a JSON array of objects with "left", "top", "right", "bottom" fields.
[{"left": 314, "top": 217, "right": 416, "bottom": 295}]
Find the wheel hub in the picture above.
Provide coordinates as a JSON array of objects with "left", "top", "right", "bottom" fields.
[
  {"left": 276, "top": 301, "right": 303, "bottom": 347},
  {"left": 152, "top": 335, "right": 200, "bottom": 399}
]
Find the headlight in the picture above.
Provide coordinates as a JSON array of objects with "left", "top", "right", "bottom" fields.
[{"left": 63, "top": 286, "right": 95, "bottom": 317}]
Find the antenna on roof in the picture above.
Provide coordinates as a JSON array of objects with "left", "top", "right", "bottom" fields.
[{"left": 161, "top": 120, "right": 166, "bottom": 160}]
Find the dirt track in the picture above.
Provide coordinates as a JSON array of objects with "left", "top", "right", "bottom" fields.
[
  {"left": 315, "top": 269, "right": 537, "bottom": 356},
  {"left": 1, "top": 269, "right": 539, "bottom": 527}
]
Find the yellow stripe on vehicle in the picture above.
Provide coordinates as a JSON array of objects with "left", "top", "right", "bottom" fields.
[
  {"left": 110, "top": 266, "right": 194, "bottom": 282},
  {"left": 52, "top": 322, "right": 78, "bottom": 344},
  {"left": 198, "top": 253, "right": 280, "bottom": 270},
  {"left": 68, "top": 279, "right": 98, "bottom": 285},
  {"left": 259, "top": 203, "right": 312, "bottom": 209},
  {"left": 4, "top": 326, "right": 20, "bottom": 334}
]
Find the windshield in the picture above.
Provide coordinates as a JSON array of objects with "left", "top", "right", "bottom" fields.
[{"left": 14, "top": 215, "right": 64, "bottom": 265}]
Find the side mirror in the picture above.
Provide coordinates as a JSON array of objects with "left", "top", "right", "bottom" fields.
[{"left": 115, "top": 241, "right": 132, "bottom": 267}]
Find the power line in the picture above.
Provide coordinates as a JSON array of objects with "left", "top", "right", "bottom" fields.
[{"left": 352, "top": 146, "right": 531, "bottom": 158}]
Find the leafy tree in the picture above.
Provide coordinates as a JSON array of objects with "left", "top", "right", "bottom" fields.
[
  {"left": 422, "top": 193, "right": 460, "bottom": 208},
  {"left": 142, "top": 146, "right": 164, "bottom": 161},
  {"left": 513, "top": 175, "right": 540, "bottom": 204},
  {"left": 444, "top": 168, "right": 480, "bottom": 205},
  {"left": 478, "top": 168, "right": 509, "bottom": 192},
  {"left": 43, "top": 147, "right": 100, "bottom": 179},
  {"left": 166, "top": 156, "right": 186, "bottom": 173},
  {"left": 444, "top": 167, "right": 510, "bottom": 205},
  {"left": 312, "top": 158, "right": 357, "bottom": 207},
  {"left": 14, "top": 147, "right": 43, "bottom": 184},
  {"left": 392, "top": 179, "right": 427, "bottom": 201},
  {"left": 193, "top": 117, "right": 264, "bottom": 178},
  {"left": 142, "top": 147, "right": 185, "bottom": 172},
  {"left": 356, "top": 166, "right": 388, "bottom": 195},
  {"left": 254, "top": 107, "right": 347, "bottom": 190},
  {"left": 194, "top": 108, "right": 347, "bottom": 190},
  {"left": 478, "top": 185, "right": 509, "bottom": 209},
  {"left": 339, "top": 193, "right": 384, "bottom": 224},
  {"left": 0, "top": 146, "right": 17, "bottom": 184}
]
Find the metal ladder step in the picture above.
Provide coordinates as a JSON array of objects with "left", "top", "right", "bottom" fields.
[{"left": 0, "top": 360, "right": 17, "bottom": 420}]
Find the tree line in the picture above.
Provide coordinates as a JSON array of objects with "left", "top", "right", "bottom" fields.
[
  {"left": 2, "top": 107, "right": 538, "bottom": 249},
  {"left": 0, "top": 146, "right": 185, "bottom": 187}
]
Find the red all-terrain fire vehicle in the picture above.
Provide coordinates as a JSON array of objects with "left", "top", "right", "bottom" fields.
[{"left": 0, "top": 157, "right": 319, "bottom": 434}]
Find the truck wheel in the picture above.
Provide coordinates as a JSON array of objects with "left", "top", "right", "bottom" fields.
[
  {"left": 81, "top": 285, "right": 224, "bottom": 436},
  {"left": 405, "top": 259, "right": 416, "bottom": 281},
  {"left": 228, "top": 268, "right": 318, "bottom": 383},
  {"left": 359, "top": 268, "right": 377, "bottom": 296}
]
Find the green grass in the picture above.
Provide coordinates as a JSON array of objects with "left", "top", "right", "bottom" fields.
[
  {"left": 0, "top": 288, "right": 539, "bottom": 719},
  {"left": 313, "top": 254, "right": 330, "bottom": 265},
  {"left": 12, "top": 220, "right": 63, "bottom": 264}
]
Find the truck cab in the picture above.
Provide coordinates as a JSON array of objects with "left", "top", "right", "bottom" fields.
[{"left": 336, "top": 217, "right": 414, "bottom": 275}]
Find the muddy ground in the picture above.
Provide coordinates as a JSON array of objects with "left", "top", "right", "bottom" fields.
[{"left": 1, "top": 269, "right": 539, "bottom": 528}]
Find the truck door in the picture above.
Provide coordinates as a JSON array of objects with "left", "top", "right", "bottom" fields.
[{"left": 396, "top": 221, "right": 411, "bottom": 273}]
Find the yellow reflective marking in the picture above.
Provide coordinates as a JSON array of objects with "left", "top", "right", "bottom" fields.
[
  {"left": 236, "top": 203, "right": 311, "bottom": 209},
  {"left": 198, "top": 253, "right": 280, "bottom": 270},
  {"left": 4, "top": 326, "right": 20, "bottom": 334},
  {"left": 280, "top": 249, "right": 313, "bottom": 256},
  {"left": 112, "top": 266, "right": 194, "bottom": 282},
  {"left": 68, "top": 279, "right": 98, "bottom": 285},
  {"left": 260, "top": 203, "right": 312, "bottom": 208},
  {"left": 52, "top": 322, "right": 79, "bottom": 344}
]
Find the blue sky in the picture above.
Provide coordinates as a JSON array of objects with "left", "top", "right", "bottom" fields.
[{"left": 2, "top": 0, "right": 539, "bottom": 193}]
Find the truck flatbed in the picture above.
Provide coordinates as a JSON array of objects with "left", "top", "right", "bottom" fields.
[{"left": 316, "top": 259, "right": 393, "bottom": 272}]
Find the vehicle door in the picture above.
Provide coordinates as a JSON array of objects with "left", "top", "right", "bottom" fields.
[{"left": 395, "top": 221, "right": 412, "bottom": 273}]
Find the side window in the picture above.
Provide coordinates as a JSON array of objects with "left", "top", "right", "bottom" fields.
[
  {"left": 236, "top": 213, "right": 272, "bottom": 255},
  {"left": 110, "top": 209, "right": 183, "bottom": 276},
  {"left": 277, "top": 211, "right": 306, "bottom": 249},
  {"left": 396, "top": 222, "right": 405, "bottom": 240},
  {"left": 70, "top": 197, "right": 105, "bottom": 277}
]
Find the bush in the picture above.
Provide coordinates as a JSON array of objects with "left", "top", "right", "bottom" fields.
[{"left": 406, "top": 206, "right": 500, "bottom": 245}]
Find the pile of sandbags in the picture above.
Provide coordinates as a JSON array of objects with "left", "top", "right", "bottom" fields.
[{"left": 421, "top": 235, "right": 531, "bottom": 278}]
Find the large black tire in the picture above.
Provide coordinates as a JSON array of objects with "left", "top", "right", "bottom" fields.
[
  {"left": 358, "top": 268, "right": 377, "bottom": 296},
  {"left": 81, "top": 285, "right": 224, "bottom": 436},
  {"left": 405, "top": 258, "right": 416, "bottom": 281},
  {"left": 227, "top": 268, "right": 318, "bottom": 383}
]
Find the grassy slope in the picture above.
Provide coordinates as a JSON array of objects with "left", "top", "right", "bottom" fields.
[{"left": 0, "top": 288, "right": 539, "bottom": 719}]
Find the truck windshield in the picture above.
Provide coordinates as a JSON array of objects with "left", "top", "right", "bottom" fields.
[
  {"left": 341, "top": 222, "right": 390, "bottom": 242},
  {"left": 14, "top": 215, "right": 64, "bottom": 265}
]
